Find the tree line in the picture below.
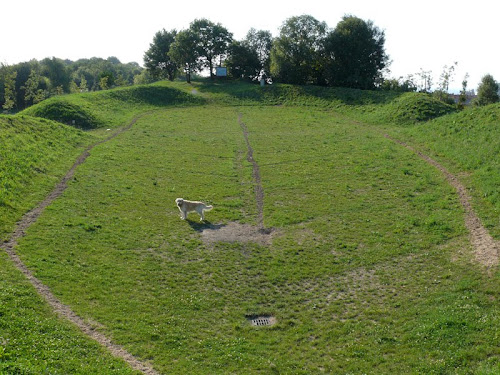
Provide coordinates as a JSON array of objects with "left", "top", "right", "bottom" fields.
[
  {"left": 2, "top": 14, "right": 498, "bottom": 113},
  {"left": 144, "top": 15, "right": 389, "bottom": 88},
  {"left": 0, "top": 57, "right": 143, "bottom": 111},
  {"left": 144, "top": 14, "right": 500, "bottom": 107}
]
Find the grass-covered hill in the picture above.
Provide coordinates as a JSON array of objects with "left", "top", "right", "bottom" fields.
[
  {"left": 0, "top": 115, "right": 94, "bottom": 240},
  {"left": 21, "top": 83, "right": 205, "bottom": 129},
  {"left": 2, "top": 80, "right": 500, "bottom": 374},
  {"left": 19, "top": 80, "right": 456, "bottom": 129}
]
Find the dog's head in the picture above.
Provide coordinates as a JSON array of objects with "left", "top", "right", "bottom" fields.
[{"left": 175, "top": 198, "right": 184, "bottom": 207}]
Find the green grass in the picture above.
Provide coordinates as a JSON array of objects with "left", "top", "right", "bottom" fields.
[
  {"left": 0, "top": 115, "right": 140, "bottom": 374},
  {"left": 21, "top": 82, "right": 205, "bottom": 129},
  {"left": 0, "top": 251, "right": 140, "bottom": 374},
  {"left": 381, "top": 103, "right": 500, "bottom": 239},
  {"left": 0, "top": 115, "right": 95, "bottom": 241},
  {"left": 2, "top": 80, "right": 500, "bottom": 373},
  {"left": 11, "top": 104, "right": 500, "bottom": 373}
]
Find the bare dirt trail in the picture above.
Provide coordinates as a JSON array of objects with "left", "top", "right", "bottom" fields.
[
  {"left": 201, "top": 113, "right": 273, "bottom": 245},
  {"left": 238, "top": 113, "right": 265, "bottom": 230},
  {"left": 1, "top": 114, "right": 160, "bottom": 375},
  {"left": 384, "top": 133, "right": 499, "bottom": 270}
]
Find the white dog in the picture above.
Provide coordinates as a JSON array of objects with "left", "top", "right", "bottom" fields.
[{"left": 175, "top": 198, "right": 213, "bottom": 221}]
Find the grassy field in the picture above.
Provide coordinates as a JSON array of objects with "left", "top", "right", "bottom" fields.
[
  {"left": 0, "top": 116, "right": 140, "bottom": 373},
  {"left": 2, "top": 81, "right": 500, "bottom": 373}
]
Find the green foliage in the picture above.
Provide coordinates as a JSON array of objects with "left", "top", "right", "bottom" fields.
[
  {"left": 41, "top": 57, "right": 72, "bottom": 93},
  {"left": 270, "top": 15, "right": 328, "bottom": 85},
  {"left": 189, "top": 18, "right": 233, "bottom": 79},
  {"left": 432, "top": 89, "right": 456, "bottom": 106},
  {"left": 143, "top": 29, "right": 178, "bottom": 81},
  {"left": 70, "top": 57, "right": 142, "bottom": 91},
  {"left": 324, "top": 15, "right": 388, "bottom": 89},
  {"left": 243, "top": 28, "right": 273, "bottom": 77},
  {"left": 0, "top": 58, "right": 144, "bottom": 110},
  {"left": 168, "top": 29, "right": 202, "bottom": 83},
  {"left": 2, "top": 69, "right": 17, "bottom": 112},
  {"left": 22, "top": 68, "right": 46, "bottom": 106},
  {"left": 225, "top": 41, "right": 261, "bottom": 80},
  {"left": 458, "top": 73, "right": 469, "bottom": 110},
  {"left": 476, "top": 74, "right": 499, "bottom": 106},
  {"left": 380, "top": 76, "right": 417, "bottom": 92}
]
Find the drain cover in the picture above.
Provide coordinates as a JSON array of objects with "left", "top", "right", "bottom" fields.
[{"left": 248, "top": 316, "right": 276, "bottom": 327}]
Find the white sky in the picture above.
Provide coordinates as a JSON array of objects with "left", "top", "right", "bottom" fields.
[{"left": 2, "top": 0, "right": 498, "bottom": 92}]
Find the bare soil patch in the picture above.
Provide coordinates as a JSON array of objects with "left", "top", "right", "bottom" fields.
[
  {"left": 196, "top": 114, "right": 275, "bottom": 247},
  {"left": 1, "top": 114, "right": 159, "bottom": 375},
  {"left": 201, "top": 222, "right": 274, "bottom": 246},
  {"left": 385, "top": 134, "right": 499, "bottom": 269}
]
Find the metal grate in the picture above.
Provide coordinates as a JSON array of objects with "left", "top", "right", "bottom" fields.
[{"left": 248, "top": 316, "right": 276, "bottom": 327}]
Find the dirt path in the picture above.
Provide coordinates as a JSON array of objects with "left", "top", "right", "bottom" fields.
[
  {"left": 238, "top": 113, "right": 265, "bottom": 230},
  {"left": 385, "top": 134, "right": 499, "bottom": 269},
  {"left": 1, "top": 115, "right": 160, "bottom": 375}
]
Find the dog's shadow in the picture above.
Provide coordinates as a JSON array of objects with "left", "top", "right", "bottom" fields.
[{"left": 186, "top": 219, "right": 226, "bottom": 233}]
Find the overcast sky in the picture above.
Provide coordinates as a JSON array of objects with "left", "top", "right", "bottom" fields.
[{"left": 2, "top": 0, "right": 498, "bottom": 92}]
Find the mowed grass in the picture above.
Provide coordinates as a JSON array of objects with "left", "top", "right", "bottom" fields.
[
  {"left": 0, "top": 115, "right": 96, "bottom": 241},
  {"left": 0, "top": 115, "right": 140, "bottom": 374},
  {"left": 13, "top": 105, "right": 500, "bottom": 373},
  {"left": 0, "top": 252, "right": 140, "bottom": 375},
  {"left": 382, "top": 103, "right": 500, "bottom": 239}
]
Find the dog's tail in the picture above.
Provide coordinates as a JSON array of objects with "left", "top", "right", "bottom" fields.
[{"left": 204, "top": 205, "right": 213, "bottom": 211}]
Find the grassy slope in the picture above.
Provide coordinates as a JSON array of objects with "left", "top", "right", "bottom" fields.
[
  {"left": 0, "top": 115, "right": 139, "bottom": 373},
  {"left": 0, "top": 115, "right": 95, "bottom": 241},
  {"left": 382, "top": 104, "right": 500, "bottom": 239},
  {"left": 21, "top": 82, "right": 204, "bottom": 129},
  {"left": 3, "top": 81, "right": 500, "bottom": 373},
  {"left": 13, "top": 104, "right": 500, "bottom": 373}
]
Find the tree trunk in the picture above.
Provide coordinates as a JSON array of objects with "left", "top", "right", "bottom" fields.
[{"left": 186, "top": 63, "right": 191, "bottom": 83}]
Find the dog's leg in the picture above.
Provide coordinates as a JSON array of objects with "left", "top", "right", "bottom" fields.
[{"left": 196, "top": 207, "right": 204, "bottom": 221}]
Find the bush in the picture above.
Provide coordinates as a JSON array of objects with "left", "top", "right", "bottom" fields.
[{"left": 476, "top": 74, "right": 499, "bottom": 106}]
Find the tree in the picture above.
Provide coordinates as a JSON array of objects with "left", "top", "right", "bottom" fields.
[
  {"left": 243, "top": 28, "right": 273, "bottom": 78},
  {"left": 270, "top": 15, "right": 328, "bottom": 85},
  {"left": 99, "top": 71, "right": 115, "bottom": 89},
  {"left": 13, "top": 62, "right": 33, "bottom": 108},
  {"left": 438, "top": 62, "right": 457, "bottom": 92},
  {"left": 324, "top": 15, "right": 388, "bottom": 89},
  {"left": 416, "top": 69, "right": 433, "bottom": 93},
  {"left": 476, "top": 74, "right": 499, "bottom": 106},
  {"left": 79, "top": 76, "right": 88, "bottom": 92},
  {"left": 225, "top": 41, "right": 261, "bottom": 80},
  {"left": 189, "top": 19, "right": 233, "bottom": 79},
  {"left": 41, "top": 57, "right": 71, "bottom": 93},
  {"left": 143, "top": 29, "right": 178, "bottom": 81},
  {"left": 433, "top": 62, "right": 458, "bottom": 105},
  {"left": 168, "top": 29, "right": 202, "bottom": 83},
  {"left": 23, "top": 68, "right": 45, "bottom": 105},
  {"left": 2, "top": 69, "right": 17, "bottom": 112},
  {"left": 381, "top": 75, "right": 417, "bottom": 92},
  {"left": 458, "top": 73, "right": 469, "bottom": 109}
]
